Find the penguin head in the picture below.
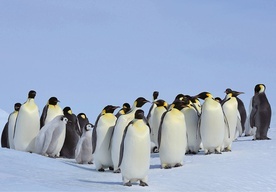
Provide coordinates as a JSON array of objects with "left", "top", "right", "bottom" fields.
[
  {"left": 171, "top": 100, "right": 187, "bottom": 111},
  {"left": 119, "top": 103, "right": 131, "bottom": 115},
  {"left": 85, "top": 123, "right": 94, "bottom": 131},
  {"left": 28, "top": 90, "right": 36, "bottom": 99},
  {"left": 48, "top": 97, "right": 60, "bottom": 105},
  {"left": 153, "top": 91, "right": 159, "bottom": 100},
  {"left": 196, "top": 92, "right": 213, "bottom": 100},
  {"left": 102, "top": 105, "right": 120, "bottom": 114},
  {"left": 255, "top": 84, "right": 266, "bottom": 94},
  {"left": 174, "top": 93, "right": 185, "bottom": 101},
  {"left": 225, "top": 88, "right": 244, "bottom": 97},
  {"left": 60, "top": 116, "right": 69, "bottom": 124},
  {"left": 14, "top": 103, "right": 21, "bottom": 111},
  {"left": 215, "top": 97, "right": 222, "bottom": 103},
  {"left": 154, "top": 99, "right": 168, "bottom": 109},
  {"left": 78, "top": 113, "right": 87, "bottom": 120},
  {"left": 134, "top": 109, "right": 145, "bottom": 120},
  {"left": 122, "top": 103, "right": 131, "bottom": 110},
  {"left": 134, "top": 97, "right": 150, "bottom": 108},
  {"left": 63, "top": 106, "right": 73, "bottom": 115}
]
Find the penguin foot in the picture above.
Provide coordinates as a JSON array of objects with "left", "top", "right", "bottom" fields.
[
  {"left": 215, "top": 150, "right": 222, "bottom": 154},
  {"left": 163, "top": 165, "right": 172, "bottom": 169},
  {"left": 124, "top": 181, "right": 132, "bottom": 187},
  {"left": 113, "top": 169, "right": 121, "bottom": 173},
  {"left": 174, "top": 163, "right": 182, "bottom": 168},
  {"left": 205, "top": 151, "right": 212, "bottom": 155},
  {"left": 139, "top": 181, "right": 148, "bottom": 187},
  {"left": 98, "top": 168, "right": 105, "bottom": 172},
  {"left": 223, "top": 148, "right": 231, "bottom": 152},
  {"left": 88, "top": 161, "right": 93, "bottom": 164},
  {"left": 109, "top": 166, "right": 114, "bottom": 171}
]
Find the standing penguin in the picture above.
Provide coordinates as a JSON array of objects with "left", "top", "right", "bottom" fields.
[
  {"left": 14, "top": 90, "right": 40, "bottom": 152},
  {"left": 40, "top": 97, "right": 63, "bottom": 128},
  {"left": 225, "top": 88, "right": 246, "bottom": 136},
  {"left": 250, "top": 84, "right": 272, "bottom": 140},
  {"left": 75, "top": 123, "right": 94, "bottom": 164},
  {"left": 92, "top": 105, "right": 119, "bottom": 172},
  {"left": 158, "top": 100, "right": 187, "bottom": 169},
  {"left": 221, "top": 90, "right": 238, "bottom": 152},
  {"left": 35, "top": 115, "right": 68, "bottom": 157},
  {"left": 115, "top": 103, "right": 131, "bottom": 118},
  {"left": 150, "top": 99, "right": 168, "bottom": 149},
  {"left": 111, "top": 97, "right": 149, "bottom": 173},
  {"left": 8, "top": 103, "right": 21, "bottom": 149},
  {"left": 60, "top": 107, "right": 80, "bottom": 158},
  {"left": 197, "top": 92, "right": 225, "bottom": 155},
  {"left": 77, "top": 113, "right": 90, "bottom": 136},
  {"left": 119, "top": 109, "right": 151, "bottom": 187},
  {"left": 181, "top": 97, "right": 201, "bottom": 154}
]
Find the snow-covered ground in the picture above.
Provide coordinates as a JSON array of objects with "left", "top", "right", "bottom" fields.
[{"left": 0, "top": 109, "right": 275, "bottom": 191}]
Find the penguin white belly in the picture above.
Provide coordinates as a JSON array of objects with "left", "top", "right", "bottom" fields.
[
  {"left": 151, "top": 107, "right": 166, "bottom": 147},
  {"left": 159, "top": 110, "right": 186, "bottom": 167},
  {"left": 14, "top": 102, "right": 39, "bottom": 152},
  {"left": 222, "top": 99, "right": 238, "bottom": 150},
  {"left": 8, "top": 112, "right": 18, "bottom": 149},
  {"left": 111, "top": 113, "right": 134, "bottom": 171},
  {"left": 94, "top": 114, "right": 116, "bottom": 169},
  {"left": 200, "top": 102, "right": 224, "bottom": 153},
  {"left": 120, "top": 122, "right": 150, "bottom": 182},
  {"left": 244, "top": 98, "right": 253, "bottom": 136},
  {"left": 182, "top": 107, "right": 201, "bottom": 153}
]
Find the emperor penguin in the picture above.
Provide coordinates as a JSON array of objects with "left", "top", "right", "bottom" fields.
[
  {"left": 181, "top": 97, "right": 201, "bottom": 154},
  {"left": 13, "top": 90, "right": 40, "bottom": 152},
  {"left": 197, "top": 92, "right": 225, "bottom": 155},
  {"left": 60, "top": 106, "right": 80, "bottom": 158},
  {"left": 40, "top": 97, "right": 63, "bottom": 128},
  {"left": 76, "top": 113, "right": 90, "bottom": 136},
  {"left": 92, "top": 105, "right": 119, "bottom": 172},
  {"left": 111, "top": 97, "right": 149, "bottom": 173},
  {"left": 146, "top": 91, "right": 159, "bottom": 124},
  {"left": 115, "top": 103, "right": 131, "bottom": 118},
  {"left": 35, "top": 115, "right": 68, "bottom": 157},
  {"left": 8, "top": 103, "right": 21, "bottom": 149},
  {"left": 250, "top": 84, "right": 272, "bottom": 140},
  {"left": 225, "top": 88, "right": 246, "bottom": 136},
  {"left": 190, "top": 96, "right": 202, "bottom": 115},
  {"left": 221, "top": 90, "right": 238, "bottom": 152},
  {"left": 118, "top": 109, "right": 151, "bottom": 187},
  {"left": 150, "top": 99, "right": 168, "bottom": 149},
  {"left": 75, "top": 123, "right": 94, "bottom": 164},
  {"left": 158, "top": 100, "right": 187, "bottom": 169}
]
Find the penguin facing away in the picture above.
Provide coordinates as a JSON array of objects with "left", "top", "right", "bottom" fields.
[
  {"left": 1, "top": 122, "right": 9, "bottom": 148},
  {"left": 60, "top": 106, "right": 80, "bottom": 158},
  {"left": 13, "top": 90, "right": 40, "bottom": 152},
  {"left": 35, "top": 115, "right": 68, "bottom": 157},
  {"left": 92, "top": 105, "right": 119, "bottom": 172},
  {"left": 111, "top": 97, "right": 149, "bottom": 173},
  {"left": 197, "top": 92, "right": 225, "bottom": 155},
  {"left": 118, "top": 109, "right": 151, "bottom": 187},
  {"left": 75, "top": 123, "right": 94, "bottom": 164},
  {"left": 250, "top": 84, "right": 272, "bottom": 140},
  {"left": 158, "top": 100, "right": 187, "bottom": 169},
  {"left": 40, "top": 97, "right": 63, "bottom": 129},
  {"left": 8, "top": 103, "right": 21, "bottom": 149}
]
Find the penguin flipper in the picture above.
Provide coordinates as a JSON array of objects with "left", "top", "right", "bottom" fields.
[
  {"left": 250, "top": 98, "right": 257, "bottom": 128},
  {"left": 1, "top": 122, "right": 9, "bottom": 148},
  {"left": 158, "top": 111, "right": 168, "bottom": 149},
  {"left": 40, "top": 105, "right": 49, "bottom": 128},
  {"left": 92, "top": 126, "right": 97, "bottom": 154},
  {"left": 222, "top": 110, "right": 230, "bottom": 139},
  {"left": 118, "top": 122, "right": 131, "bottom": 168}
]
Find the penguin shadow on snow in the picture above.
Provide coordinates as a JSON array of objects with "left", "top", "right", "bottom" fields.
[
  {"left": 77, "top": 179, "right": 121, "bottom": 186},
  {"left": 61, "top": 160, "right": 95, "bottom": 172}
]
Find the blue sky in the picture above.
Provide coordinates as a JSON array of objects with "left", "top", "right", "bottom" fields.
[{"left": 1, "top": 1, "right": 275, "bottom": 123}]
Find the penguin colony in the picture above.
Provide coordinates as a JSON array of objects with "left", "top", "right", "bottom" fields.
[{"left": 1, "top": 84, "right": 272, "bottom": 187}]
